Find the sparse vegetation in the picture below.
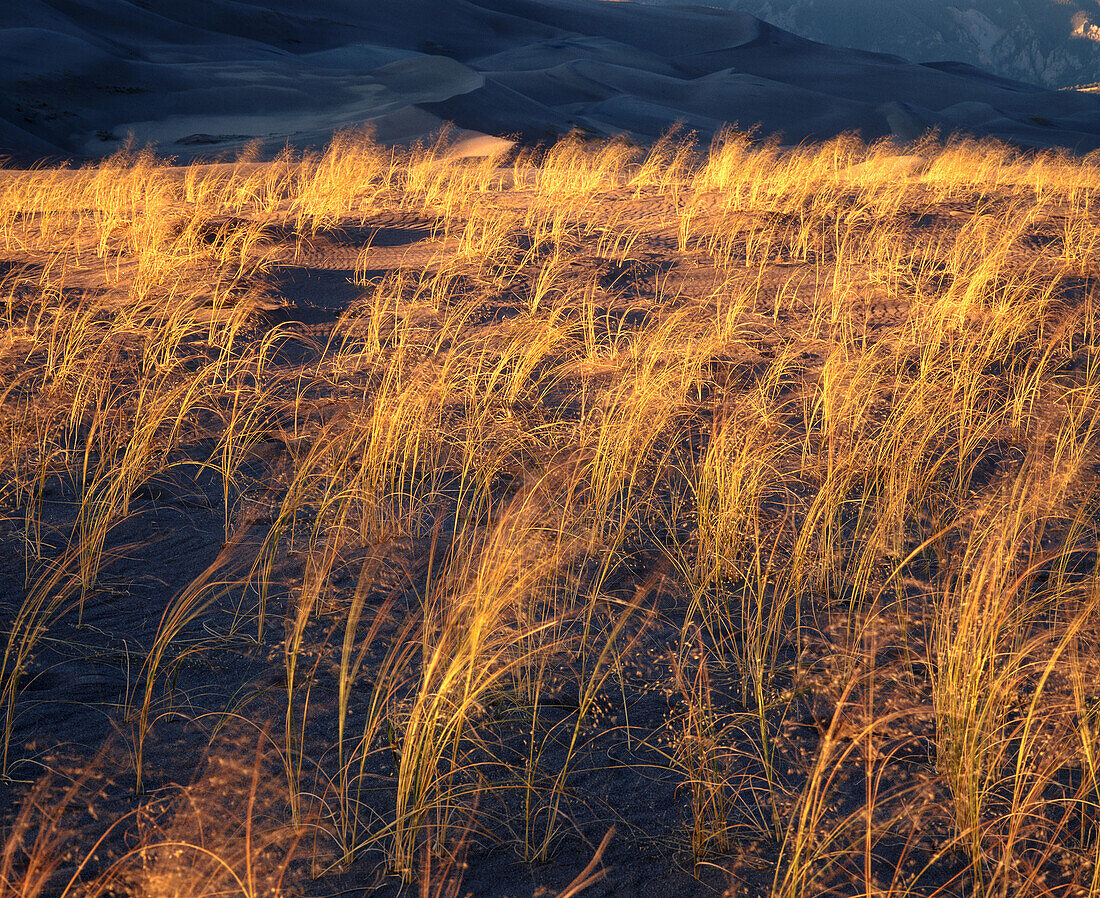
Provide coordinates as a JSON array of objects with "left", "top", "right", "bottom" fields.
[{"left": 1, "top": 128, "right": 1099, "bottom": 897}]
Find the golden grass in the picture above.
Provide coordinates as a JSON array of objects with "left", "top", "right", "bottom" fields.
[{"left": 1, "top": 128, "right": 1100, "bottom": 896}]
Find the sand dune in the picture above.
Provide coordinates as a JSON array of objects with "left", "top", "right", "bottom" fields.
[{"left": 6, "top": 0, "right": 1100, "bottom": 161}]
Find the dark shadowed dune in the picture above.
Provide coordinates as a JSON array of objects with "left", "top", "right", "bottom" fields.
[
  {"left": 10, "top": 0, "right": 1100, "bottom": 160},
  {"left": 7, "top": 0, "right": 1100, "bottom": 160}
]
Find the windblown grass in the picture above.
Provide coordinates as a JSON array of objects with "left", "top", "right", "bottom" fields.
[{"left": 1, "top": 128, "right": 1099, "bottom": 897}]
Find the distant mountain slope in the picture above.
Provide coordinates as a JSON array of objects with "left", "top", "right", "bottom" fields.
[
  {"left": 652, "top": 0, "right": 1100, "bottom": 90},
  {"left": 6, "top": 0, "right": 1100, "bottom": 162}
]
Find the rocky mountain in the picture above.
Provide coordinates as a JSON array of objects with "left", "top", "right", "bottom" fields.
[{"left": 652, "top": 0, "right": 1100, "bottom": 89}]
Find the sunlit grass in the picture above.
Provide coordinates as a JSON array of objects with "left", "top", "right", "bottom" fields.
[{"left": 1, "top": 127, "right": 1099, "bottom": 896}]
